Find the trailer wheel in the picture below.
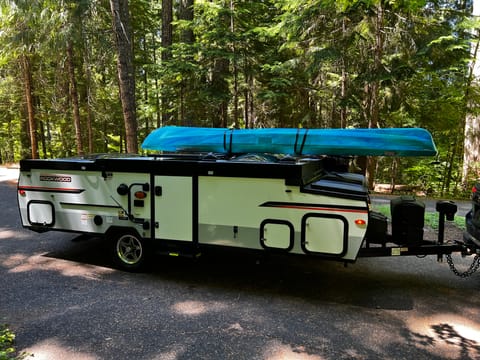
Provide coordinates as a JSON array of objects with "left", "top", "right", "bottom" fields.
[{"left": 111, "top": 231, "right": 148, "bottom": 271}]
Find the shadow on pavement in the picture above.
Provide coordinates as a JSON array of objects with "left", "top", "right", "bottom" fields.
[{"left": 44, "top": 234, "right": 473, "bottom": 312}]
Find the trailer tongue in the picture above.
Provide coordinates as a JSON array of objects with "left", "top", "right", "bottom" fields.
[{"left": 17, "top": 127, "right": 479, "bottom": 273}]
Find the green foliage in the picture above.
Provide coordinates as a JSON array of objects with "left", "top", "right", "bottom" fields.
[
  {"left": 0, "top": 324, "right": 26, "bottom": 360},
  {"left": 0, "top": 325, "right": 15, "bottom": 360},
  {"left": 0, "top": 0, "right": 478, "bottom": 195},
  {"left": 371, "top": 203, "right": 465, "bottom": 230},
  {"left": 423, "top": 212, "right": 465, "bottom": 231},
  {"left": 371, "top": 204, "right": 390, "bottom": 218}
]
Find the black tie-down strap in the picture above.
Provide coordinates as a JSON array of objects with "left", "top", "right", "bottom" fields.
[
  {"left": 223, "top": 129, "right": 234, "bottom": 155},
  {"left": 294, "top": 128, "right": 309, "bottom": 155},
  {"left": 223, "top": 128, "right": 310, "bottom": 156}
]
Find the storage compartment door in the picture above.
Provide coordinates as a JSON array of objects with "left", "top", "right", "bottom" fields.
[
  {"left": 154, "top": 176, "right": 193, "bottom": 242},
  {"left": 260, "top": 220, "right": 294, "bottom": 251},
  {"left": 28, "top": 201, "right": 55, "bottom": 226},
  {"left": 301, "top": 214, "right": 348, "bottom": 256}
]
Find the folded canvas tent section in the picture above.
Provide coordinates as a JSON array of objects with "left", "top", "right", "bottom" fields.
[{"left": 142, "top": 126, "right": 438, "bottom": 157}]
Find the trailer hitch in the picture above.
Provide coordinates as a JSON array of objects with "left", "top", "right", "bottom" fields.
[{"left": 435, "top": 200, "right": 480, "bottom": 277}]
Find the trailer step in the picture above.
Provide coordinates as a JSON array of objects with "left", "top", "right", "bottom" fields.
[{"left": 157, "top": 250, "right": 202, "bottom": 259}]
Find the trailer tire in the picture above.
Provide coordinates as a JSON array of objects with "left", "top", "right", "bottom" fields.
[{"left": 110, "top": 230, "right": 149, "bottom": 271}]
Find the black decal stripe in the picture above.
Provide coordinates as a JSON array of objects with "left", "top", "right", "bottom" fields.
[
  {"left": 260, "top": 201, "right": 367, "bottom": 213},
  {"left": 18, "top": 186, "right": 85, "bottom": 194},
  {"left": 60, "top": 202, "right": 121, "bottom": 209},
  {"left": 192, "top": 176, "right": 199, "bottom": 246},
  {"left": 150, "top": 173, "right": 155, "bottom": 242}
]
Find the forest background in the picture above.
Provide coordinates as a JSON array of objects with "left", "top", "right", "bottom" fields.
[{"left": 1, "top": 0, "right": 480, "bottom": 197}]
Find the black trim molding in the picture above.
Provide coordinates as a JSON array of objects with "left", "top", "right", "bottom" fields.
[
  {"left": 260, "top": 201, "right": 367, "bottom": 213},
  {"left": 19, "top": 186, "right": 85, "bottom": 194},
  {"left": 60, "top": 202, "right": 121, "bottom": 209}
]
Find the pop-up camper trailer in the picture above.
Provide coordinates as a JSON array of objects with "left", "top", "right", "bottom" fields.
[{"left": 17, "top": 127, "right": 480, "bottom": 273}]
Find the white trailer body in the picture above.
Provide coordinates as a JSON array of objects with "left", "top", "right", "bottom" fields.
[{"left": 18, "top": 154, "right": 370, "bottom": 269}]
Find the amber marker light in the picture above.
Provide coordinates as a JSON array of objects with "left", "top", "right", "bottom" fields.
[
  {"left": 355, "top": 219, "right": 366, "bottom": 226},
  {"left": 134, "top": 191, "right": 147, "bottom": 199}
]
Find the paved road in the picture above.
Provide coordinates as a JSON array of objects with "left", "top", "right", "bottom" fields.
[{"left": 1, "top": 174, "right": 479, "bottom": 359}]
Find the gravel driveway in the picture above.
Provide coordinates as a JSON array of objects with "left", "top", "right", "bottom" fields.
[{"left": 0, "top": 171, "right": 479, "bottom": 360}]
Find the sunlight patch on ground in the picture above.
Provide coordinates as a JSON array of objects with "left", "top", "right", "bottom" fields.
[
  {"left": 262, "top": 340, "right": 324, "bottom": 360},
  {"left": 23, "top": 338, "right": 97, "bottom": 360},
  {"left": 226, "top": 322, "right": 244, "bottom": 332},
  {"left": 1, "top": 253, "right": 29, "bottom": 267},
  {"left": 0, "top": 229, "right": 18, "bottom": 240},
  {"left": 407, "top": 313, "right": 480, "bottom": 359},
  {"left": 3, "top": 253, "right": 114, "bottom": 280},
  {"left": 0, "top": 166, "right": 18, "bottom": 183},
  {"left": 151, "top": 345, "right": 186, "bottom": 360},
  {"left": 0, "top": 228, "right": 29, "bottom": 240},
  {"left": 171, "top": 300, "right": 228, "bottom": 316}
]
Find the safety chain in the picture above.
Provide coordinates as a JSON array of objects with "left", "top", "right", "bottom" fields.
[{"left": 445, "top": 254, "right": 480, "bottom": 278}]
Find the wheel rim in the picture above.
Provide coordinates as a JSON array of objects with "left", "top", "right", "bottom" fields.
[{"left": 116, "top": 234, "right": 143, "bottom": 265}]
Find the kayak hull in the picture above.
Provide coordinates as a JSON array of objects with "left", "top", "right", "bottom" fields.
[{"left": 142, "top": 126, "right": 437, "bottom": 157}]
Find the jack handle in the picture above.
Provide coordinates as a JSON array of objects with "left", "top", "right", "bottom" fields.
[{"left": 436, "top": 200, "right": 458, "bottom": 262}]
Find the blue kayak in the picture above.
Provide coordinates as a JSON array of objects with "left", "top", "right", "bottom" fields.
[{"left": 141, "top": 126, "right": 437, "bottom": 157}]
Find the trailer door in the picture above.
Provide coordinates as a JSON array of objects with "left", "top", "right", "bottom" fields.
[{"left": 154, "top": 176, "right": 193, "bottom": 242}]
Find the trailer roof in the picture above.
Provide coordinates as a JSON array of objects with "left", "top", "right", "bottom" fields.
[{"left": 19, "top": 153, "right": 327, "bottom": 186}]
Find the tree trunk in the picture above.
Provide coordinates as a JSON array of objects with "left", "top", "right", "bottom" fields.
[
  {"left": 110, "top": 0, "right": 138, "bottom": 153},
  {"left": 462, "top": 0, "right": 480, "bottom": 185},
  {"left": 162, "top": 0, "right": 173, "bottom": 60},
  {"left": 179, "top": 0, "right": 195, "bottom": 126},
  {"left": 85, "top": 79, "right": 94, "bottom": 154},
  {"left": 67, "top": 42, "right": 84, "bottom": 156},
  {"left": 365, "top": 3, "right": 384, "bottom": 190},
  {"left": 152, "top": 37, "right": 162, "bottom": 128},
  {"left": 179, "top": 0, "right": 194, "bottom": 43},
  {"left": 230, "top": 0, "right": 239, "bottom": 128},
  {"left": 340, "top": 17, "right": 347, "bottom": 129},
  {"left": 141, "top": 33, "right": 150, "bottom": 132},
  {"left": 21, "top": 55, "right": 39, "bottom": 159},
  {"left": 212, "top": 58, "right": 229, "bottom": 128},
  {"left": 38, "top": 120, "right": 47, "bottom": 159},
  {"left": 83, "top": 34, "right": 95, "bottom": 154},
  {"left": 246, "top": 73, "right": 256, "bottom": 128},
  {"left": 161, "top": 0, "right": 173, "bottom": 125},
  {"left": 463, "top": 115, "right": 480, "bottom": 183}
]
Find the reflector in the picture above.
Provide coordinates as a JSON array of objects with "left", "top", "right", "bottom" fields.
[{"left": 135, "top": 191, "right": 147, "bottom": 199}]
